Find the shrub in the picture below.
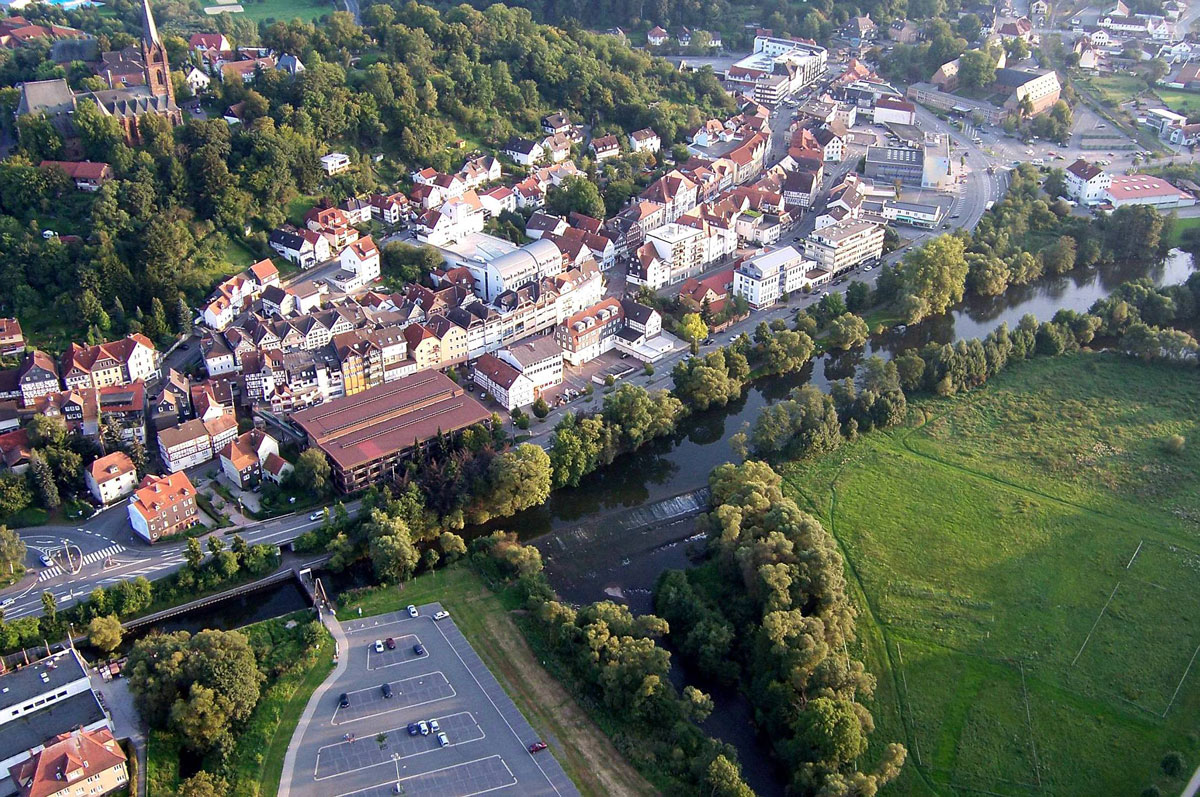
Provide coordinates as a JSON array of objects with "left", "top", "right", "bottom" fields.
[
  {"left": 1162, "top": 751, "right": 1185, "bottom": 777},
  {"left": 1165, "top": 434, "right": 1186, "bottom": 454}
]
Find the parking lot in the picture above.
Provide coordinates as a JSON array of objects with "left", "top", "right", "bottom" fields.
[{"left": 285, "top": 602, "right": 577, "bottom": 797}]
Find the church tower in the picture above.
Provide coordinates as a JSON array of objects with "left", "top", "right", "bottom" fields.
[{"left": 140, "top": 0, "right": 175, "bottom": 106}]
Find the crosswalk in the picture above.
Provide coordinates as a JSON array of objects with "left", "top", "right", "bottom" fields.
[{"left": 36, "top": 544, "right": 125, "bottom": 581}]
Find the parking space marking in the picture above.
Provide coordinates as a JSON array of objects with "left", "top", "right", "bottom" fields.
[
  {"left": 314, "top": 712, "right": 484, "bottom": 780},
  {"left": 344, "top": 615, "right": 421, "bottom": 635},
  {"left": 333, "top": 755, "right": 517, "bottom": 797},
  {"left": 332, "top": 671, "right": 455, "bottom": 726},
  {"left": 365, "top": 634, "right": 428, "bottom": 671}
]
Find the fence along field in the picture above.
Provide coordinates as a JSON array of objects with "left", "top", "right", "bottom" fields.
[{"left": 781, "top": 353, "right": 1200, "bottom": 796}]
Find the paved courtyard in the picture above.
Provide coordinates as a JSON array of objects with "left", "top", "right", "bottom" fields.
[{"left": 284, "top": 603, "right": 577, "bottom": 797}]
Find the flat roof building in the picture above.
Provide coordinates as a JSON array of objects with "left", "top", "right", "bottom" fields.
[{"left": 292, "top": 370, "right": 490, "bottom": 492}]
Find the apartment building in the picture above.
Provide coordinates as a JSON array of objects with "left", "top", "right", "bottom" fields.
[
  {"left": 60, "top": 334, "right": 158, "bottom": 390},
  {"left": 472, "top": 353, "right": 535, "bottom": 410},
  {"left": 496, "top": 336, "right": 564, "bottom": 395},
  {"left": 128, "top": 472, "right": 199, "bottom": 543},
  {"left": 804, "top": 220, "right": 885, "bottom": 274},
  {"left": 157, "top": 415, "right": 237, "bottom": 472},
  {"left": 733, "top": 246, "right": 817, "bottom": 309},
  {"left": 11, "top": 728, "right": 128, "bottom": 797}
]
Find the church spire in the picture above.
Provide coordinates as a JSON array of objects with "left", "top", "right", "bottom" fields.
[{"left": 141, "top": 0, "right": 161, "bottom": 47}]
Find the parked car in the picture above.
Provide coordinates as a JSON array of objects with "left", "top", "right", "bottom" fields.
[
  {"left": 407, "top": 604, "right": 419, "bottom": 618},
  {"left": 382, "top": 683, "right": 393, "bottom": 699},
  {"left": 39, "top": 554, "right": 53, "bottom": 568},
  {"left": 418, "top": 720, "right": 430, "bottom": 735},
  {"left": 413, "top": 643, "right": 426, "bottom": 656},
  {"left": 529, "top": 742, "right": 548, "bottom": 753},
  {"left": 429, "top": 719, "right": 440, "bottom": 732},
  {"left": 386, "top": 637, "right": 396, "bottom": 650},
  {"left": 433, "top": 611, "right": 450, "bottom": 621},
  {"left": 373, "top": 640, "right": 384, "bottom": 653},
  {"left": 437, "top": 732, "right": 449, "bottom": 747},
  {"left": 339, "top": 693, "right": 349, "bottom": 708},
  {"left": 408, "top": 723, "right": 420, "bottom": 736}
]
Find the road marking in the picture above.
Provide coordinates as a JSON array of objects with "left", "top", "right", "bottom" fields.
[
  {"left": 333, "top": 755, "right": 516, "bottom": 797},
  {"left": 314, "top": 711, "right": 484, "bottom": 780},
  {"left": 80, "top": 545, "right": 124, "bottom": 567},
  {"left": 37, "top": 567, "right": 63, "bottom": 582}
]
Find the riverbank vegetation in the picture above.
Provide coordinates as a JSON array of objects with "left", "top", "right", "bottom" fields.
[
  {"left": 775, "top": 352, "right": 1200, "bottom": 796},
  {"left": 140, "top": 609, "right": 333, "bottom": 796}
]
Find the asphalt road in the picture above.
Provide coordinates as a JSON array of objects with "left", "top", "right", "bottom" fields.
[{"left": 0, "top": 500, "right": 362, "bottom": 622}]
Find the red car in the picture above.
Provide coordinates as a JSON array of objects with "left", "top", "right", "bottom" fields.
[
  {"left": 385, "top": 637, "right": 396, "bottom": 650},
  {"left": 528, "top": 742, "right": 547, "bottom": 753}
]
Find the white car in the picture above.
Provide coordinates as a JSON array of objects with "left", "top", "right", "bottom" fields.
[
  {"left": 39, "top": 554, "right": 53, "bottom": 568},
  {"left": 373, "top": 640, "right": 384, "bottom": 653},
  {"left": 309, "top": 511, "right": 324, "bottom": 521},
  {"left": 433, "top": 611, "right": 450, "bottom": 621},
  {"left": 429, "top": 719, "right": 440, "bottom": 732},
  {"left": 407, "top": 605, "right": 419, "bottom": 618},
  {"left": 437, "top": 732, "right": 449, "bottom": 747}
]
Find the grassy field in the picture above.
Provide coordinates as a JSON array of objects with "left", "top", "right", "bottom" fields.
[
  {"left": 1081, "top": 74, "right": 1148, "bottom": 106},
  {"left": 780, "top": 353, "right": 1200, "bottom": 797},
  {"left": 1155, "top": 87, "right": 1200, "bottom": 116},
  {"left": 1167, "top": 215, "right": 1200, "bottom": 247},
  {"left": 337, "top": 565, "right": 656, "bottom": 797},
  {"left": 233, "top": 0, "right": 335, "bottom": 23}
]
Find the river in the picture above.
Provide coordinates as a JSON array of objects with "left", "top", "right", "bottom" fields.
[{"left": 498, "top": 251, "right": 1195, "bottom": 797}]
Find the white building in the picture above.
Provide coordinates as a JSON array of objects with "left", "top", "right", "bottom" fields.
[
  {"left": 727, "top": 36, "right": 827, "bottom": 103},
  {"left": 471, "top": 238, "right": 564, "bottom": 301},
  {"left": 873, "top": 96, "right": 917, "bottom": 125},
  {"left": 629, "top": 128, "right": 661, "bottom": 153},
  {"left": 85, "top": 451, "right": 137, "bottom": 505},
  {"left": 473, "top": 353, "right": 535, "bottom": 410},
  {"left": 502, "top": 138, "right": 545, "bottom": 166},
  {"left": 328, "top": 236, "right": 381, "bottom": 292},
  {"left": 804, "top": 220, "right": 885, "bottom": 274},
  {"left": 1064, "top": 159, "right": 1111, "bottom": 204},
  {"left": 320, "top": 152, "right": 351, "bottom": 175},
  {"left": 732, "top": 246, "right": 816, "bottom": 309},
  {"left": 496, "top": 336, "right": 563, "bottom": 395},
  {"left": 1103, "top": 174, "right": 1197, "bottom": 209}
]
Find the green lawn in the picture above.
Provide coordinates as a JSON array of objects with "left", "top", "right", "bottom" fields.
[
  {"left": 1167, "top": 215, "right": 1200, "bottom": 247},
  {"left": 233, "top": 0, "right": 336, "bottom": 23},
  {"left": 780, "top": 353, "right": 1200, "bottom": 797},
  {"left": 1082, "top": 75, "right": 1149, "bottom": 106},
  {"left": 286, "top": 194, "right": 322, "bottom": 226},
  {"left": 1155, "top": 87, "right": 1200, "bottom": 116}
]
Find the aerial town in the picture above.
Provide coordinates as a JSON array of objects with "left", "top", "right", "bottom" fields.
[{"left": 0, "top": 0, "right": 1195, "bottom": 793}]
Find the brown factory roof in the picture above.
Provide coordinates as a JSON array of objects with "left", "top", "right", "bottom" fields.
[{"left": 291, "top": 370, "right": 489, "bottom": 471}]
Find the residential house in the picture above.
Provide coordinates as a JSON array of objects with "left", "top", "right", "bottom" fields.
[
  {"left": 472, "top": 353, "right": 535, "bottom": 410},
  {"left": 218, "top": 429, "right": 279, "bottom": 488},
  {"left": 17, "top": 350, "right": 59, "bottom": 407},
  {"left": 320, "top": 152, "right": 351, "bottom": 175},
  {"left": 127, "top": 472, "right": 199, "bottom": 542},
  {"left": 678, "top": 267, "right": 735, "bottom": 313},
  {"left": 85, "top": 451, "right": 137, "bottom": 505},
  {"left": 525, "top": 211, "right": 569, "bottom": 240},
  {"left": 11, "top": 728, "right": 128, "bottom": 797},
  {"left": 591, "top": 134, "right": 620, "bottom": 160},
  {"left": 555, "top": 298, "right": 625, "bottom": 365},
  {"left": 328, "top": 236, "right": 381, "bottom": 293},
  {"left": 0, "top": 318, "right": 24, "bottom": 355},
  {"left": 629, "top": 128, "right": 661, "bottom": 153},
  {"left": 502, "top": 138, "right": 545, "bottom": 166},
  {"left": 458, "top": 155, "right": 501, "bottom": 187},
  {"left": 39, "top": 160, "right": 113, "bottom": 191},
  {"left": 60, "top": 334, "right": 158, "bottom": 390},
  {"left": 542, "top": 111, "right": 573, "bottom": 136},
  {"left": 647, "top": 26, "right": 669, "bottom": 46},
  {"left": 269, "top": 227, "right": 330, "bottom": 268}
]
